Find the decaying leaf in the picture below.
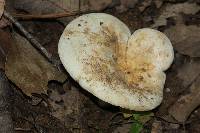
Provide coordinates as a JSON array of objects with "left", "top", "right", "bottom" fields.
[
  {"left": 5, "top": 33, "right": 66, "bottom": 96},
  {"left": 138, "top": 0, "right": 152, "bottom": 12},
  {"left": 0, "top": 17, "right": 11, "bottom": 28},
  {"left": 157, "top": 58, "right": 200, "bottom": 123},
  {"left": 0, "top": 0, "right": 5, "bottom": 18},
  {"left": 152, "top": 2, "right": 200, "bottom": 27},
  {"left": 156, "top": 58, "right": 200, "bottom": 123},
  {"left": 14, "top": 0, "right": 112, "bottom": 25},
  {"left": 48, "top": 84, "right": 86, "bottom": 126},
  {"left": 176, "top": 59, "right": 200, "bottom": 87},
  {"left": 0, "top": 30, "right": 11, "bottom": 70},
  {"left": 113, "top": 124, "right": 132, "bottom": 133},
  {"left": 151, "top": 120, "right": 162, "bottom": 133},
  {"left": 14, "top": 0, "right": 112, "bottom": 14},
  {"left": 48, "top": 82, "right": 113, "bottom": 132},
  {"left": 168, "top": 75, "right": 200, "bottom": 122},
  {"left": 154, "top": 0, "right": 163, "bottom": 9},
  {"left": 115, "top": 0, "right": 138, "bottom": 13},
  {"left": 165, "top": 24, "right": 200, "bottom": 57}
]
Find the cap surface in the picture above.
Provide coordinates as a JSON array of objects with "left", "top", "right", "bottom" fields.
[{"left": 58, "top": 13, "right": 174, "bottom": 111}]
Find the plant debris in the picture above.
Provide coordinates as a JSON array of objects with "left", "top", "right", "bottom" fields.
[
  {"left": 0, "top": 0, "right": 4, "bottom": 18},
  {"left": 5, "top": 33, "right": 66, "bottom": 96},
  {"left": 169, "top": 75, "right": 200, "bottom": 122},
  {"left": 0, "top": 0, "right": 200, "bottom": 132},
  {"left": 165, "top": 24, "right": 200, "bottom": 57},
  {"left": 152, "top": 2, "right": 200, "bottom": 28}
]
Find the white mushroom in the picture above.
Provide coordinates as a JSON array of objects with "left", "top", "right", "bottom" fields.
[{"left": 58, "top": 13, "right": 174, "bottom": 111}]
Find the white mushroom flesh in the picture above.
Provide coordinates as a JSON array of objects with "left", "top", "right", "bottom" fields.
[{"left": 58, "top": 13, "right": 174, "bottom": 111}]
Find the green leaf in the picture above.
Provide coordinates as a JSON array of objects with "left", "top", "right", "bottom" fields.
[
  {"left": 130, "top": 111, "right": 154, "bottom": 133},
  {"left": 130, "top": 122, "right": 143, "bottom": 133},
  {"left": 132, "top": 111, "right": 154, "bottom": 124}
]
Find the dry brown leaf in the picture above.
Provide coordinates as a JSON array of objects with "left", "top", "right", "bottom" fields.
[
  {"left": 157, "top": 58, "right": 200, "bottom": 123},
  {"left": 115, "top": 0, "right": 138, "bottom": 13},
  {"left": 0, "top": 17, "right": 11, "bottom": 28},
  {"left": 151, "top": 120, "right": 162, "bottom": 133},
  {"left": 0, "top": 0, "right": 5, "bottom": 18},
  {"left": 113, "top": 124, "right": 132, "bottom": 133},
  {"left": 14, "top": 0, "right": 112, "bottom": 25},
  {"left": 176, "top": 59, "right": 200, "bottom": 87},
  {"left": 168, "top": 75, "right": 200, "bottom": 122},
  {"left": 152, "top": 2, "right": 200, "bottom": 28},
  {"left": 48, "top": 85, "right": 86, "bottom": 125},
  {"left": 138, "top": 0, "right": 152, "bottom": 12},
  {"left": 154, "top": 0, "right": 163, "bottom": 9},
  {"left": 165, "top": 24, "right": 200, "bottom": 57},
  {"left": 14, "top": 0, "right": 112, "bottom": 14},
  {"left": 5, "top": 32, "right": 66, "bottom": 96},
  {"left": 0, "top": 30, "right": 12, "bottom": 70}
]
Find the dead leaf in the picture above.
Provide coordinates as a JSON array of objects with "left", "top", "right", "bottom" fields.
[
  {"left": 138, "top": 0, "right": 152, "bottom": 12},
  {"left": 151, "top": 120, "right": 162, "bottom": 133},
  {"left": 176, "top": 59, "right": 200, "bottom": 87},
  {"left": 154, "top": 0, "right": 163, "bottom": 9},
  {"left": 14, "top": 0, "right": 112, "bottom": 14},
  {"left": 0, "top": 17, "right": 11, "bottom": 28},
  {"left": 0, "top": 30, "right": 12, "bottom": 70},
  {"left": 88, "top": 0, "right": 112, "bottom": 11},
  {"left": 48, "top": 85, "right": 86, "bottom": 126},
  {"left": 0, "top": 0, "right": 5, "bottom": 18},
  {"left": 157, "top": 59, "right": 200, "bottom": 123},
  {"left": 115, "top": 0, "right": 138, "bottom": 13},
  {"left": 164, "top": 24, "right": 200, "bottom": 57},
  {"left": 5, "top": 32, "right": 66, "bottom": 96},
  {"left": 14, "top": 0, "right": 112, "bottom": 25},
  {"left": 152, "top": 2, "right": 200, "bottom": 27},
  {"left": 113, "top": 124, "right": 132, "bottom": 133},
  {"left": 168, "top": 75, "right": 200, "bottom": 122}
]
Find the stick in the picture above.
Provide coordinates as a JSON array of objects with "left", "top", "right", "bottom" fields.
[
  {"left": 3, "top": 11, "right": 59, "bottom": 66},
  {"left": 12, "top": 12, "right": 77, "bottom": 20}
]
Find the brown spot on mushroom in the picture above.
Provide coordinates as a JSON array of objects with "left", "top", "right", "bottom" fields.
[{"left": 100, "top": 22, "right": 103, "bottom": 25}]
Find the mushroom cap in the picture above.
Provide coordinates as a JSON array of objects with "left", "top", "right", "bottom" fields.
[{"left": 58, "top": 13, "right": 174, "bottom": 111}]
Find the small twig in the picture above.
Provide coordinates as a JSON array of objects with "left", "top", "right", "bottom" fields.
[
  {"left": 109, "top": 112, "right": 123, "bottom": 122},
  {"left": 109, "top": 120, "right": 124, "bottom": 126},
  {"left": 12, "top": 12, "right": 77, "bottom": 20},
  {"left": 14, "top": 128, "right": 31, "bottom": 131},
  {"left": 12, "top": 9, "right": 98, "bottom": 20},
  {"left": 3, "top": 11, "right": 59, "bottom": 66},
  {"left": 109, "top": 120, "right": 135, "bottom": 127}
]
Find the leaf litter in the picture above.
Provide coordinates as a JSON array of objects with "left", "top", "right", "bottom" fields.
[
  {"left": 5, "top": 32, "right": 66, "bottom": 96},
  {"left": 0, "top": 0, "right": 200, "bottom": 132}
]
